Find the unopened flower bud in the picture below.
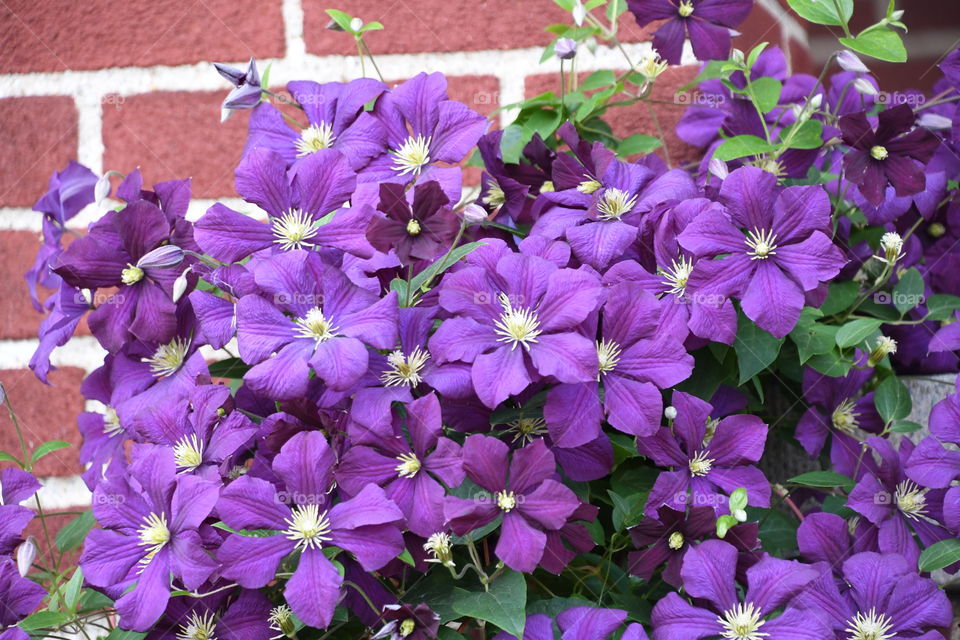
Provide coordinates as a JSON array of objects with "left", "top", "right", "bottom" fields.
[
  {"left": 172, "top": 268, "right": 191, "bottom": 303},
  {"left": 17, "top": 537, "right": 37, "bottom": 577},
  {"left": 556, "top": 38, "right": 577, "bottom": 60},
  {"left": 928, "top": 222, "right": 947, "bottom": 238},
  {"left": 853, "top": 77, "right": 879, "bottom": 97},
  {"left": 868, "top": 336, "right": 898, "bottom": 366},
  {"left": 95, "top": 172, "right": 115, "bottom": 207},
  {"left": 918, "top": 113, "right": 953, "bottom": 131},
  {"left": 664, "top": 405, "right": 678, "bottom": 420},
  {"left": 572, "top": 0, "right": 585, "bottom": 26},
  {"left": 137, "top": 244, "right": 184, "bottom": 270},
  {"left": 836, "top": 50, "right": 870, "bottom": 74},
  {"left": 462, "top": 203, "right": 487, "bottom": 225},
  {"left": 707, "top": 157, "right": 728, "bottom": 180},
  {"left": 732, "top": 508, "right": 747, "bottom": 522},
  {"left": 350, "top": 17, "right": 363, "bottom": 32}
]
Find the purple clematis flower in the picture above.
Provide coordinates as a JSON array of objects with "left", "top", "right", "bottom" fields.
[
  {"left": 216, "top": 431, "right": 404, "bottom": 629},
  {"left": 628, "top": 505, "right": 758, "bottom": 587},
  {"left": 906, "top": 386, "right": 960, "bottom": 489},
  {"left": 794, "top": 364, "right": 883, "bottom": 477},
  {"left": 626, "top": 0, "right": 754, "bottom": 65},
  {"left": 0, "top": 469, "right": 40, "bottom": 555},
  {"left": 145, "top": 588, "right": 273, "bottom": 640},
  {"left": 637, "top": 391, "right": 770, "bottom": 516},
  {"left": 52, "top": 200, "right": 194, "bottom": 352},
  {"left": 194, "top": 147, "right": 370, "bottom": 263},
  {"left": 494, "top": 608, "right": 649, "bottom": 640},
  {"left": 651, "top": 539, "right": 828, "bottom": 640},
  {"left": 444, "top": 436, "right": 580, "bottom": 572},
  {"left": 235, "top": 250, "right": 398, "bottom": 398},
  {"left": 0, "top": 557, "right": 45, "bottom": 633},
  {"left": 544, "top": 281, "right": 693, "bottom": 447},
  {"left": 359, "top": 72, "right": 488, "bottom": 204},
  {"left": 847, "top": 436, "right": 952, "bottom": 567},
  {"left": 793, "top": 552, "right": 952, "bottom": 640},
  {"left": 80, "top": 445, "right": 220, "bottom": 631},
  {"left": 477, "top": 130, "right": 556, "bottom": 224},
  {"left": 840, "top": 104, "right": 940, "bottom": 206},
  {"left": 246, "top": 78, "right": 387, "bottom": 169},
  {"left": 680, "top": 166, "right": 847, "bottom": 337},
  {"left": 338, "top": 392, "right": 464, "bottom": 537},
  {"left": 430, "top": 240, "right": 603, "bottom": 408},
  {"left": 366, "top": 181, "right": 460, "bottom": 264}
]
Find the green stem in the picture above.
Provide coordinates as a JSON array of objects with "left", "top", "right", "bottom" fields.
[
  {"left": 343, "top": 580, "right": 383, "bottom": 617},
  {"left": 359, "top": 38, "right": 385, "bottom": 82}
]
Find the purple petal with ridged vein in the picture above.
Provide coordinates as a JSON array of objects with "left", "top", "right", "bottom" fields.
[
  {"left": 285, "top": 548, "right": 342, "bottom": 628},
  {"left": 235, "top": 148, "right": 291, "bottom": 216},
  {"left": 650, "top": 592, "right": 722, "bottom": 640},
  {"left": 545, "top": 381, "right": 603, "bottom": 448},
  {"left": 218, "top": 533, "right": 291, "bottom": 588},
  {"left": 473, "top": 345, "right": 533, "bottom": 409},
  {"left": 529, "top": 332, "right": 598, "bottom": 383},
  {"left": 741, "top": 261, "right": 804, "bottom": 338},
  {"left": 679, "top": 539, "right": 739, "bottom": 611},
  {"left": 496, "top": 512, "right": 547, "bottom": 572}
]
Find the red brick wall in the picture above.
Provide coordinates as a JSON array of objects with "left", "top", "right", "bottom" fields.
[{"left": 0, "top": 0, "right": 814, "bottom": 509}]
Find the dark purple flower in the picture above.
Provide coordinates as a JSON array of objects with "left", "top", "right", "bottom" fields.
[
  {"left": 626, "top": 0, "right": 754, "bottom": 65},
  {"left": 840, "top": 104, "right": 940, "bottom": 206},
  {"left": 246, "top": 78, "right": 387, "bottom": 169},
  {"left": 544, "top": 281, "right": 693, "bottom": 447},
  {"left": 638, "top": 391, "right": 770, "bottom": 516},
  {"left": 793, "top": 552, "right": 952, "bottom": 640},
  {"left": 235, "top": 250, "right": 398, "bottom": 397},
  {"left": 145, "top": 588, "right": 273, "bottom": 640},
  {"left": 214, "top": 58, "right": 262, "bottom": 110},
  {"left": 444, "top": 436, "right": 580, "bottom": 572},
  {"left": 627, "top": 505, "right": 758, "bottom": 587},
  {"left": 373, "top": 603, "right": 440, "bottom": 640},
  {"left": 338, "top": 393, "right": 464, "bottom": 537},
  {"left": 430, "top": 240, "right": 603, "bottom": 408},
  {"left": 216, "top": 431, "right": 404, "bottom": 628},
  {"left": 477, "top": 130, "right": 556, "bottom": 223},
  {"left": 194, "top": 147, "right": 369, "bottom": 263},
  {"left": 651, "top": 540, "right": 827, "bottom": 640},
  {"left": 540, "top": 501, "right": 598, "bottom": 574},
  {"left": 680, "top": 167, "right": 847, "bottom": 337},
  {"left": 366, "top": 181, "right": 460, "bottom": 264},
  {"left": 80, "top": 445, "right": 220, "bottom": 631}
]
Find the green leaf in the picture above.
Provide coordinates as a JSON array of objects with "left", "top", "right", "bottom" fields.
[
  {"left": 782, "top": 119, "right": 824, "bottom": 149},
  {"left": 608, "top": 490, "right": 644, "bottom": 531},
  {"left": 522, "top": 109, "right": 562, "bottom": 142},
  {"left": 746, "top": 42, "right": 770, "bottom": 69},
  {"left": 714, "top": 135, "right": 774, "bottom": 162},
  {"left": 580, "top": 70, "right": 616, "bottom": 91},
  {"left": 324, "top": 9, "right": 356, "bottom": 33},
  {"left": 63, "top": 568, "right": 84, "bottom": 610},
  {"left": 677, "top": 60, "right": 731, "bottom": 91},
  {"left": 786, "top": 0, "right": 852, "bottom": 26},
  {"left": 835, "top": 318, "right": 882, "bottom": 348},
  {"left": 918, "top": 538, "right": 960, "bottom": 572},
  {"left": 617, "top": 133, "right": 662, "bottom": 157},
  {"left": 358, "top": 21, "right": 384, "bottom": 32},
  {"left": 733, "top": 315, "right": 784, "bottom": 384},
  {"left": 397, "top": 549, "right": 415, "bottom": 567},
  {"left": 890, "top": 420, "right": 923, "bottom": 433},
  {"left": 839, "top": 29, "right": 907, "bottom": 63},
  {"left": 820, "top": 281, "right": 860, "bottom": 315},
  {"left": 750, "top": 77, "right": 782, "bottom": 113},
  {"left": 716, "top": 515, "right": 738, "bottom": 538},
  {"left": 924, "top": 294, "right": 960, "bottom": 321},
  {"left": 892, "top": 268, "right": 924, "bottom": 314},
  {"left": 211, "top": 521, "right": 282, "bottom": 537},
  {"left": 752, "top": 508, "right": 797, "bottom": 556},
  {"left": 31, "top": 440, "right": 70, "bottom": 463},
  {"left": 790, "top": 309, "right": 839, "bottom": 363},
  {"left": 807, "top": 349, "right": 854, "bottom": 377},
  {"left": 207, "top": 357, "right": 251, "bottom": 379},
  {"left": 874, "top": 376, "right": 912, "bottom": 422},
  {"left": 407, "top": 241, "right": 486, "bottom": 300},
  {"left": 606, "top": 0, "right": 627, "bottom": 21},
  {"left": 728, "top": 488, "right": 748, "bottom": 512},
  {"left": 788, "top": 471, "right": 855, "bottom": 491},
  {"left": 500, "top": 124, "right": 527, "bottom": 164},
  {"left": 451, "top": 569, "right": 527, "bottom": 638},
  {"left": 18, "top": 611, "right": 72, "bottom": 631},
  {"left": 0, "top": 450, "right": 22, "bottom": 466},
  {"left": 105, "top": 629, "right": 148, "bottom": 640}
]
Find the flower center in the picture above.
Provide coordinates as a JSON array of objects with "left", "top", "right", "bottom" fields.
[
  {"left": 395, "top": 452, "right": 422, "bottom": 479},
  {"left": 496, "top": 490, "right": 517, "bottom": 512},
  {"left": 268, "top": 604, "right": 295, "bottom": 638},
  {"left": 392, "top": 135, "right": 432, "bottom": 176},
  {"left": 137, "top": 512, "right": 170, "bottom": 565},
  {"left": 506, "top": 417, "right": 547, "bottom": 444},
  {"left": 271, "top": 209, "right": 318, "bottom": 252},
  {"left": 668, "top": 531, "right": 685, "bottom": 550},
  {"left": 406, "top": 219, "right": 422, "bottom": 236},
  {"left": 745, "top": 228, "right": 779, "bottom": 260},
  {"left": 483, "top": 179, "right": 506, "bottom": 207},
  {"left": 688, "top": 450, "right": 714, "bottom": 477},
  {"left": 173, "top": 433, "right": 205, "bottom": 472},
  {"left": 678, "top": 0, "right": 695, "bottom": 17},
  {"left": 284, "top": 504, "right": 333, "bottom": 550},
  {"left": 596, "top": 338, "right": 622, "bottom": 376},
  {"left": 831, "top": 398, "right": 860, "bottom": 434},
  {"left": 121, "top": 264, "right": 144, "bottom": 285},
  {"left": 423, "top": 532, "right": 455, "bottom": 567},
  {"left": 717, "top": 602, "right": 767, "bottom": 640},
  {"left": 493, "top": 293, "right": 543, "bottom": 351},
  {"left": 103, "top": 407, "right": 124, "bottom": 438},
  {"left": 870, "top": 145, "right": 889, "bottom": 161},
  {"left": 894, "top": 480, "right": 928, "bottom": 520},
  {"left": 176, "top": 611, "right": 218, "bottom": 640},
  {"left": 144, "top": 337, "right": 191, "bottom": 378},
  {"left": 294, "top": 307, "right": 339, "bottom": 343},
  {"left": 382, "top": 347, "right": 430, "bottom": 387},
  {"left": 844, "top": 608, "right": 894, "bottom": 640},
  {"left": 399, "top": 619, "right": 416, "bottom": 637},
  {"left": 596, "top": 188, "right": 639, "bottom": 220},
  {"left": 295, "top": 122, "right": 336, "bottom": 156},
  {"left": 660, "top": 256, "right": 694, "bottom": 296}
]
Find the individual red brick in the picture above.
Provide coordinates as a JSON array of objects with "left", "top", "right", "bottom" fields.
[
  {"left": 0, "top": 0, "right": 284, "bottom": 73},
  {"left": 0, "top": 367, "right": 85, "bottom": 477},
  {"left": 524, "top": 66, "right": 702, "bottom": 167},
  {"left": 103, "top": 91, "right": 250, "bottom": 199},
  {"left": 304, "top": 0, "right": 653, "bottom": 57},
  {"left": 0, "top": 97, "right": 78, "bottom": 207}
]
